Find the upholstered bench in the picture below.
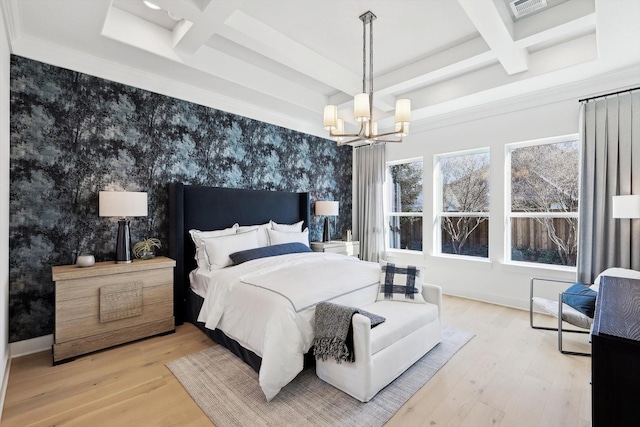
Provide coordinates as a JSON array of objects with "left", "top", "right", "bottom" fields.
[{"left": 316, "top": 283, "right": 442, "bottom": 402}]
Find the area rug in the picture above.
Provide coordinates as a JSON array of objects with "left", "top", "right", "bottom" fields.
[{"left": 166, "top": 325, "right": 473, "bottom": 427}]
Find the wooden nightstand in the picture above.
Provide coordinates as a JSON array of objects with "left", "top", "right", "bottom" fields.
[
  {"left": 51, "top": 256, "right": 176, "bottom": 364},
  {"left": 310, "top": 240, "right": 360, "bottom": 258}
]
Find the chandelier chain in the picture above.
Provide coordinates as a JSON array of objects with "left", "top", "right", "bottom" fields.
[{"left": 369, "top": 11, "right": 374, "bottom": 121}]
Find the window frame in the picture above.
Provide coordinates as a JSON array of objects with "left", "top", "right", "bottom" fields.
[
  {"left": 504, "top": 134, "right": 579, "bottom": 269},
  {"left": 434, "top": 147, "right": 490, "bottom": 260},
  {"left": 385, "top": 157, "right": 424, "bottom": 254}
]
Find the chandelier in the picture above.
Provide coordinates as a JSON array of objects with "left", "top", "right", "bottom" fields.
[{"left": 322, "top": 11, "right": 411, "bottom": 147}]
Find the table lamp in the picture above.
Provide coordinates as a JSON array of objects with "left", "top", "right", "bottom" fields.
[
  {"left": 316, "top": 201, "right": 339, "bottom": 242},
  {"left": 613, "top": 195, "right": 640, "bottom": 219},
  {"left": 99, "top": 191, "right": 148, "bottom": 263}
]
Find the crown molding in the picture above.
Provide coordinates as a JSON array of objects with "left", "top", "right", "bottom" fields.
[{"left": 1, "top": 0, "right": 22, "bottom": 49}]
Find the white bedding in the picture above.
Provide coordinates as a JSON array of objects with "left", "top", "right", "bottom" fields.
[{"left": 194, "top": 251, "right": 380, "bottom": 401}]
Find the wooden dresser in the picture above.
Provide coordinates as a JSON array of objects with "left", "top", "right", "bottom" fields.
[
  {"left": 591, "top": 275, "right": 640, "bottom": 426},
  {"left": 51, "top": 256, "right": 176, "bottom": 364}
]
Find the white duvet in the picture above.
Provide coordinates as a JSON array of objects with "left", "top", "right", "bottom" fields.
[{"left": 195, "top": 251, "right": 380, "bottom": 401}]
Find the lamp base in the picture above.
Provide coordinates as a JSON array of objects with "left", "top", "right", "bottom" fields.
[
  {"left": 115, "top": 219, "right": 132, "bottom": 263},
  {"left": 322, "top": 216, "right": 330, "bottom": 242}
]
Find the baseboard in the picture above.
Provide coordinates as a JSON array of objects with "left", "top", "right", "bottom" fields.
[
  {"left": 442, "top": 289, "right": 528, "bottom": 312},
  {"left": 10, "top": 334, "right": 53, "bottom": 358},
  {"left": 0, "top": 350, "right": 10, "bottom": 422}
]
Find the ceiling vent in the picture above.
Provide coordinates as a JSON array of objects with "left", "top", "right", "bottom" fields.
[{"left": 509, "top": 0, "right": 548, "bottom": 19}]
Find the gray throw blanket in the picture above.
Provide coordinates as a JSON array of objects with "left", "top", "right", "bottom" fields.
[{"left": 313, "top": 302, "right": 385, "bottom": 363}]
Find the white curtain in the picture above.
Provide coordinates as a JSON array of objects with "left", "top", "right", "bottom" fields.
[
  {"left": 355, "top": 144, "right": 385, "bottom": 262},
  {"left": 577, "top": 90, "right": 640, "bottom": 283}
]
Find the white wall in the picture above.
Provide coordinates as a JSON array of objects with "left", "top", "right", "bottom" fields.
[
  {"left": 0, "top": 4, "right": 10, "bottom": 418},
  {"left": 385, "top": 94, "right": 586, "bottom": 310}
]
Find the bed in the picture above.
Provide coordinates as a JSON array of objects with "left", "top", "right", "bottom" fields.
[{"left": 168, "top": 183, "right": 380, "bottom": 401}]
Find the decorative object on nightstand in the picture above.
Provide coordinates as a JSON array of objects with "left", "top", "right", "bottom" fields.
[
  {"left": 75, "top": 254, "right": 95, "bottom": 267},
  {"left": 51, "top": 256, "right": 176, "bottom": 364},
  {"left": 133, "top": 237, "right": 161, "bottom": 259},
  {"left": 99, "top": 191, "right": 148, "bottom": 264},
  {"left": 311, "top": 240, "right": 360, "bottom": 258},
  {"left": 315, "top": 201, "right": 339, "bottom": 242}
]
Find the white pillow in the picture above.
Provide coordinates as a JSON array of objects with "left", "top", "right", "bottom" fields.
[
  {"left": 271, "top": 220, "right": 304, "bottom": 233},
  {"left": 189, "top": 224, "right": 238, "bottom": 269},
  {"left": 267, "top": 228, "right": 309, "bottom": 247},
  {"left": 377, "top": 259, "right": 426, "bottom": 304},
  {"left": 203, "top": 229, "right": 259, "bottom": 270},
  {"left": 238, "top": 222, "right": 271, "bottom": 247}
]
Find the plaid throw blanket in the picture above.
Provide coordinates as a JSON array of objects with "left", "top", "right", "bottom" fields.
[{"left": 313, "top": 302, "right": 385, "bottom": 363}]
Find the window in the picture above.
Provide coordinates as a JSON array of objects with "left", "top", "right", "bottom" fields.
[
  {"left": 435, "top": 149, "right": 490, "bottom": 258},
  {"left": 386, "top": 158, "right": 423, "bottom": 251},
  {"left": 507, "top": 135, "right": 579, "bottom": 267}
]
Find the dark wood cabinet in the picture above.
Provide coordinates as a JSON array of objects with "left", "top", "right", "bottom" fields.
[{"left": 591, "top": 275, "right": 640, "bottom": 427}]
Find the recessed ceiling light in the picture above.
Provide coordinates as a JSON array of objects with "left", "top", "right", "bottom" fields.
[{"left": 143, "top": 1, "right": 162, "bottom": 10}]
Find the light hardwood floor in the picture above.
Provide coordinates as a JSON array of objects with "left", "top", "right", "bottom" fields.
[{"left": 2, "top": 295, "right": 591, "bottom": 426}]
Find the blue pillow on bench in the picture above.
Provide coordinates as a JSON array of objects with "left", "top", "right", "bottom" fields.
[
  {"left": 230, "top": 242, "right": 311, "bottom": 265},
  {"left": 562, "top": 282, "right": 597, "bottom": 318}
]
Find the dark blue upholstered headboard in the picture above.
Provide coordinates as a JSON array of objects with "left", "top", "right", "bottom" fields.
[{"left": 168, "top": 183, "right": 310, "bottom": 324}]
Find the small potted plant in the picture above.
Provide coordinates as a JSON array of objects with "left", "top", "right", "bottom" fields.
[{"left": 133, "top": 238, "right": 161, "bottom": 260}]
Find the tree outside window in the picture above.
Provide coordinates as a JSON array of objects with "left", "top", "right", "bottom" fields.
[
  {"left": 508, "top": 137, "right": 579, "bottom": 266},
  {"left": 387, "top": 159, "right": 423, "bottom": 251},
  {"left": 436, "top": 150, "right": 490, "bottom": 258}
]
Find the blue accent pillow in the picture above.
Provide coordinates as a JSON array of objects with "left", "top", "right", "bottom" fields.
[
  {"left": 230, "top": 242, "right": 311, "bottom": 265},
  {"left": 562, "top": 282, "right": 597, "bottom": 318}
]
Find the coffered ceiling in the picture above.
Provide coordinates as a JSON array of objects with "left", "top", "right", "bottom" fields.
[{"left": 2, "top": 0, "right": 640, "bottom": 138}]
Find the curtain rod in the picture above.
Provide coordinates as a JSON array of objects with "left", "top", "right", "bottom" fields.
[{"left": 579, "top": 85, "right": 640, "bottom": 103}]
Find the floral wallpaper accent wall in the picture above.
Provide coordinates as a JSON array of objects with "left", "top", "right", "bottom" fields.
[{"left": 9, "top": 55, "right": 352, "bottom": 342}]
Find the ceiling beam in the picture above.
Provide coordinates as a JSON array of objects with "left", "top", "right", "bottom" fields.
[
  {"left": 374, "top": 36, "right": 495, "bottom": 97},
  {"left": 458, "top": 0, "right": 529, "bottom": 75},
  {"left": 513, "top": 14, "right": 596, "bottom": 50},
  {"left": 167, "top": 0, "right": 237, "bottom": 57},
  {"left": 102, "top": 7, "right": 182, "bottom": 62}
]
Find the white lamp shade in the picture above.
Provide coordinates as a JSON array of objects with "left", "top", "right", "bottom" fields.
[
  {"left": 613, "top": 195, "right": 640, "bottom": 218},
  {"left": 334, "top": 118, "right": 344, "bottom": 141},
  {"left": 395, "top": 99, "right": 411, "bottom": 124},
  {"left": 395, "top": 122, "right": 409, "bottom": 136},
  {"left": 365, "top": 121, "right": 378, "bottom": 137},
  {"left": 354, "top": 93, "right": 370, "bottom": 122},
  {"left": 316, "top": 201, "right": 339, "bottom": 216},
  {"left": 323, "top": 105, "right": 337, "bottom": 130},
  {"left": 99, "top": 191, "right": 148, "bottom": 217}
]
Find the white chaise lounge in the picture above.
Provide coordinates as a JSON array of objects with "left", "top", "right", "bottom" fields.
[{"left": 316, "top": 283, "right": 442, "bottom": 402}]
